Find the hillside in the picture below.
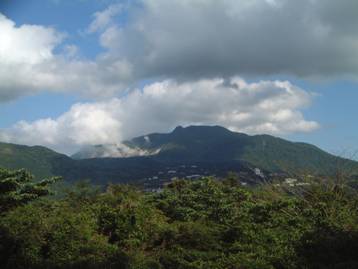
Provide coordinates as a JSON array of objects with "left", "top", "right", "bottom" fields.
[
  {"left": 75, "top": 125, "right": 358, "bottom": 175},
  {"left": 0, "top": 142, "right": 258, "bottom": 186},
  {"left": 0, "top": 142, "right": 72, "bottom": 179},
  {"left": 1, "top": 125, "right": 357, "bottom": 185}
]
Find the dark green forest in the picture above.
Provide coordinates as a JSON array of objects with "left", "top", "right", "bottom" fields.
[{"left": 1, "top": 168, "right": 358, "bottom": 269}]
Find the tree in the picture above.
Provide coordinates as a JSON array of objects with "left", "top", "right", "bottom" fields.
[{"left": 0, "top": 168, "right": 60, "bottom": 214}]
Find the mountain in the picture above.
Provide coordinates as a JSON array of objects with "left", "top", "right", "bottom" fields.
[
  {"left": 73, "top": 125, "right": 358, "bottom": 175},
  {"left": 1, "top": 125, "right": 357, "bottom": 186},
  {"left": 0, "top": 142, "right": 72, "bottom": 179},
  {"left": 0, "top": 142, "right": 259, "bottom": 187}
]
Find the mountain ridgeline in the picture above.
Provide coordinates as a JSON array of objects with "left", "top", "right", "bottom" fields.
[
  {"left": 0, "top": 126, "right": 357, "bottom": 185},
  {"left": 75, "top": 125, "right": 358, "bottom": 175},
  {"left": 0, "top": 142, "right": 72, "bottom": 179}
]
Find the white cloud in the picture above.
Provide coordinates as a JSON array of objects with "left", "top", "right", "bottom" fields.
[
  {"left": 0, "top": 14, "right": 61, "bottom": 101},
  {"left": 0, "top": 77, "right": 318, "bottom": 154},
  {"left": 2, "top": 0, "right": 358, "bottom": 103},
  {"left": 0, "top": 100, "right": 123, "bottom": 153},
  {"left": 87, "top": 3, "right": 123, "bottom": 33},
  {"left": 0, "top": 13, "right": 133, "bottom": 102},
  {"left": 0, "top": 14, "right": 62, "bottom": 65}
]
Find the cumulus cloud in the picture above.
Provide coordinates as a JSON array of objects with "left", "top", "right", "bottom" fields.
[
  {"left": 95, "top": 0, "right": 358, "bottom": 79},
  {"left": 0, "top": 13, "right": 61, "bottom": 101},
  {"left": 0, "top": 77, "right": 318, "bottom": 154},
  {"left": 2, "top": 0, "right": 358, "bottom": 103},
  {"left": 87, "top": 3, "right": 123, "bottom": 33},
  {"left": 0, "top": 13, "right": 133, "bottom": 102}
]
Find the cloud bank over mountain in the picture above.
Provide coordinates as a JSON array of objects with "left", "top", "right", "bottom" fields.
[
  {"left": 0, "top": 78, "right": 318, "bottom": 153},
  {"left": 3, "top": 0, "right": 358, "bottom": 151}
]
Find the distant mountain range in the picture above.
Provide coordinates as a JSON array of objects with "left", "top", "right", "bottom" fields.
[
  {"left": 73, "top": 125, "right": 357, "bottom": 175},
  {"left": 0, "top": 126, "right": 357, "bottom": 186}
]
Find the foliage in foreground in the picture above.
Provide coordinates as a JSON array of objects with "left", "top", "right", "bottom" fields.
[{"left": 1, "top": 168, "right": 358, "bottom": 268}]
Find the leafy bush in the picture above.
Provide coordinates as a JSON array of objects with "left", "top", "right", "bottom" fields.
[{"left": 1, "top": 168, "right": 358, "bottom": 268}]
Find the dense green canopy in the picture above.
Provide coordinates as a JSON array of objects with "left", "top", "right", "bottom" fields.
[{"left": 1, "top": 168, "right": 358, "bottom": 268}]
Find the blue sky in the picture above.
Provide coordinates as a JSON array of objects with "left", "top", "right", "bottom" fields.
[
  {"left": 1, "top": 0, "right": 108, "bottom": 57},
  {"left": 287, "top": 79, "right": 358, "bottom": 156},
  {"left": 0, "top": 0, "right": 357, "bottom": 156}
]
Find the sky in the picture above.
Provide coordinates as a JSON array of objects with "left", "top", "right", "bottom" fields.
[{"left": 0, "top": 0, "right": 357, "bottom": 156}]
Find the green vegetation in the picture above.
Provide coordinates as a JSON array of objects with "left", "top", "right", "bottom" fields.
[
  {"left": 0, "top": 142, "right": 71, "bottom": 179},
  {"left": 1, "top": 168, "right": 358, "bottom": 268},
  {"left": 0, "top": 168, "right": 60, "bottom": 213},
  {"left": 1, "top": 126, "right": 358, "bottom": 185}
]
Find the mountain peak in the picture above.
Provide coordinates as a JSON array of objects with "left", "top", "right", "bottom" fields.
[
  {"left": 171, "top": 125, "right": 232, "bottom": 134},
  {"left": 172, "top": 125, "right": 184, "bottom": 133},
  {"left": 1, "top": 125, "right": 358, "bottom": 181}
]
